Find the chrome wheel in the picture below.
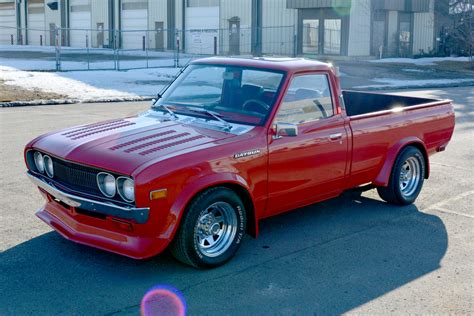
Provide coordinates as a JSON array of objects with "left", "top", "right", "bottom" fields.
[
  {"left": 195, "top": 201, "right": 238, "bottom": 258},
  {"left": 399, "top": 156, "right": 421, "bottom": 197}
]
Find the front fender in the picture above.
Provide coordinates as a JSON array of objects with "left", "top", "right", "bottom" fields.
[
  {"left": 373, "top": 137, "right": 429, "bottom": 186},
  {"left": 159, "top": 173, "right": 258, "bottom": 243}
]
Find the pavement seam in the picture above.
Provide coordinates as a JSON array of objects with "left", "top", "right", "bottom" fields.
[{"left": 425, "top": 206, "right": 474, "bottom": 219}]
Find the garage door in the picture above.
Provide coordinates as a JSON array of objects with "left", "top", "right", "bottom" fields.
[
  {"left": 185, "top": 6, "right": 219, "bottom": 54},
  {"left": 0, "top": 1, "right": 16, "bottom": 45},
  {"left": 69, "top": 0, "right": 91, "bottom": 47},
  {"left": 121, "top": 0, "right": 148, "bottom": 49},
  {"left": 27, "top": 0, "right": 45, "bottom": 46}
]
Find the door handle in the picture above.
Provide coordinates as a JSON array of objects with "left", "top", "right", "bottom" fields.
[{"left": 329, "top": 133, "right": 342, "bottom": 141}]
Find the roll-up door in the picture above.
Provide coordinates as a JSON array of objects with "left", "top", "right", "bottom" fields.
[
  {"left": 69, "top": 0, "right": 91, "bottom": 47},
  {"left": 121, "top": 0, "right": 148, "bottom": 49},
  {"left": 0, "top": 2, "right": 16, "bottom": 45}
]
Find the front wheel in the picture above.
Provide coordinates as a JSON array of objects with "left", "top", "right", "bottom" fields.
[
  {"left": 377, "top": 146, "right": 425, "bottom": 205},
  {"left": 170, "top": 187, "right": 246, "bottom": 268}
]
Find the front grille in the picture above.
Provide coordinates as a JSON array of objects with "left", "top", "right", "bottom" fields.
[
  {"left": 27, "top": 150, "right": 132, "bottom": 205},
  {"left": 52, "top": 158, "right": 102, "bottom": 196}
]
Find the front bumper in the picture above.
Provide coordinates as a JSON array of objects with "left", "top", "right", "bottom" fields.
[
  {"left": 29, "top": 172, "right": 170, "bottom": 259},
  {"left": 27, "top": 172, "right": 149, "bottom": 224}
]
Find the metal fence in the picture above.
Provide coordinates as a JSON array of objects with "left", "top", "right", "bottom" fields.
[{"left": 0, "top": 25, "right": 296, "bottom": 71}]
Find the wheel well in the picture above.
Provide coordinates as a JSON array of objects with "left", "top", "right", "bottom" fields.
[
  {"left": 404, "top": 143, "right": 429, "bottom": 179},
  {"left": 183, "top": 183, "right": 258, "bottom": 238},
  {"left": 220, "top": 183, "right": 257, "bottom": 238}
]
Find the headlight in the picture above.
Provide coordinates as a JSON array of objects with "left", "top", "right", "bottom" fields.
[
  {"left": 43, "top": 155, "right": 54, "bottom": 178},
  {"left": 117, "top": 177, "right": 135, "bottom": 202},
  {"left": 34, "top": 152, "right": 45, "bottom": 173},
  {"left": 97, "top": 172, "right": 116, "bottom": 197}
]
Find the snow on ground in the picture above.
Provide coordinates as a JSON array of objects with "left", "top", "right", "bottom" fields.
[
  {"left": 370, "top": 56, "right": 472, "bottom": 66},
  {"left": 401, "top": 68, "right": 433, "bottom": 73},
  {"left": 354, "top": 78, "right": 474, "bottom": 89},
  {"left": 0, "top": 65, "right": 179, "bottom": 102}
]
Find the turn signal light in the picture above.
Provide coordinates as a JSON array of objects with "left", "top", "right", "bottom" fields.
[{"left": 150, "top": 189, "right": 167, "bottom": 200}]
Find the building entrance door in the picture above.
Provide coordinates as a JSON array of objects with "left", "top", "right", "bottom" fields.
[
  {"left": 228, "top": 17, "right": 240, "bottom": 55},
  {"left": 300, "top": 9, "right": 345, "bottom": 56},
  {"left": 155, "top": 21, "right": 164, "bottom": 51}
]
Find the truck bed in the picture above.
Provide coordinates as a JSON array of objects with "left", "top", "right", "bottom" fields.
[{"left": 342, "top": 90, "right": 440, "bottom": 117}]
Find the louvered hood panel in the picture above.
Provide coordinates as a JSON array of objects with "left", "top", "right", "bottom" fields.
[{"left": 30, "top": 115, "right": 235, "bottom": 176}]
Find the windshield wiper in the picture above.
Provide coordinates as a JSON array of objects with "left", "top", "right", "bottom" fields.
[
  {"left": 151, "top": 102, "right": 178, "bottom": 119},
  {"left": 187, "top": 108, "right": 233, "bottom": 131}
]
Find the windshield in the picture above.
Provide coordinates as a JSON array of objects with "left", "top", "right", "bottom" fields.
[{"left": 153, "top": 64, "right": 285, "bottom": 126}]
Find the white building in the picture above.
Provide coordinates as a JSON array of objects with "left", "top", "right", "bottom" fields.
[{"left": 0, "top": 0, "right": 437, "bottom": 58}]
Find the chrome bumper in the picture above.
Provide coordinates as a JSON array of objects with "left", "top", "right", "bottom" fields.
[{"left": 27, "top": 172, "right": 150, "bottom": 224}]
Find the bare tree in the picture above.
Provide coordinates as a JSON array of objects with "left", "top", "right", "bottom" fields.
[{"left": 437, "top": 0, "right": 473, "bottom": 61}]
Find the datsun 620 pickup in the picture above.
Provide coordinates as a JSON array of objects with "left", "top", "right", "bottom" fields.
[{"left": 25, "top": 57, "right": 455, "bottom": 268}]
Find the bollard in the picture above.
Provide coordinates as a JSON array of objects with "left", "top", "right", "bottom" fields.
[
  {"left": 176, "top": 35, "right": 180, "bottom": 67},
  {"left": 10, "top": 34, "right": 13, "bottom": 45},
  {"left": 40, "top": 35, "right": 43, "bottom": 46},
  {"left": 214, "top": 36, "right": 217, "bottom": 55},
  {"left": 142, "top": 35, "right": 146, "bottom": 51}
]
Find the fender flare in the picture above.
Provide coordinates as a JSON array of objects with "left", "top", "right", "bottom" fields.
[
  {"left": 373, "top": 137, "right": 430, "bottom": 187},
  {"left": 167, "top": 173, "right": 259, "bottom": 241}
]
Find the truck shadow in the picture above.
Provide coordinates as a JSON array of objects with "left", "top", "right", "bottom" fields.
[{"left": 0, "top": 191, "right": 447, "bottom": 315}]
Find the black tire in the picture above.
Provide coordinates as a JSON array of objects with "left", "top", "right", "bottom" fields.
[
  {"left": 170, "top": 187, "right": 246, "bottom": 269},
  {"left": 377, "top": 146, "right": 425, "bottom": 205}
]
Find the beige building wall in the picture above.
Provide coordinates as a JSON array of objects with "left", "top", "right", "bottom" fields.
[
  {"left": 261, "top": 0, "right": 296, "bottom": 56},
  {"left": 347, "top": 0, "right": 371, "bottom": 56}
]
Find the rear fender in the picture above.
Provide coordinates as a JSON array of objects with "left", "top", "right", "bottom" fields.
[{"left": 373, "top": 137, "right": 429, "bottom": 186}]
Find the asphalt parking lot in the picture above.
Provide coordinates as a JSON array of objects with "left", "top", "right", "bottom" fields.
[{"left": 0, "top": 87, "right": 473, "bottom": 315}]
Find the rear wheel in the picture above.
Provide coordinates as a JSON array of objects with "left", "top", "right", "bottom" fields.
[
  {"left": 170, "top": 187, "right": 246, "bottom": 268},
  {"left": 377, "top": 146, "right": 425, "bottom": 205}
]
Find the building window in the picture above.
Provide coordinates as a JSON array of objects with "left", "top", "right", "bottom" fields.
[
  {"left": 187, "top": 0, "right": 219, "bottom": 7},
  {"left": 303, "top": 19, "right": 319, "bottom": 54},
  {"left": 399, "top": 12, "right": 412, "bottom": 57},
  {"left": 122, "top": 0, "right": 148, "bottom": 10},
  {"left": 323, "top": 19, "right": 341, "bottom": 55},
  {"left": 371, "top": 10, "right": 386, "bottom": 55},
  {"left": 28, "top": 0, "right": 45, "bottom": 14}
]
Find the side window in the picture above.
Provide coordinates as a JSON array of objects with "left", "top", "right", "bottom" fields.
[{"left": 276, "top": 74, "right": 334, "bottom": 124}]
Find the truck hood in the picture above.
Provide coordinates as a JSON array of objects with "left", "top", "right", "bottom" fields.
[{"left": 30, "top": 113, "right": 237, "bottom": 176}]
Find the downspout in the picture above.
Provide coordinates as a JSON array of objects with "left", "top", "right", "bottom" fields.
[
  {"left": 181, "top": 0, "right": 185, "bottom": 51},
  {"left": 24, "top": 0, "right": 28, "bottom": 45}
]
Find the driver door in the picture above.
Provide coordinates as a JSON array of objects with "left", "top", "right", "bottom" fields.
[{"left": 266, "top": 73, "right": 349, "bottom": 216}]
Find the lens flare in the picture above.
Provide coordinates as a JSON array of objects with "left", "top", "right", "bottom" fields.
[{"left": 141, "top": 285, "right": 186, "bottom": 316}]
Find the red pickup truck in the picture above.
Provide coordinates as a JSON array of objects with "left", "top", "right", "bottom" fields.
[{"left": 25, "top": 57, "right": 455, "bottom": 268}]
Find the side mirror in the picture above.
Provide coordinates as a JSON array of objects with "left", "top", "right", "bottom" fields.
[{"left": 274, "top": 123, "right": 298, "bottom": 139}]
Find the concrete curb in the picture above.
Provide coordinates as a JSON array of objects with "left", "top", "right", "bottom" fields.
[{"left": 0, "top": 96, "right": 154, "bottom": 107}]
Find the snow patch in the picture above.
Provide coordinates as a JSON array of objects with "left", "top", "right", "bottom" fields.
[
  {"left": 354, "top": 78, "right": 474, "bottom": 89},
  {"left": 370, "top": 56, "right": 472, "bottom": 66},
  {"left": 0, "top": 65, "right": 181, "bottom": 102}
]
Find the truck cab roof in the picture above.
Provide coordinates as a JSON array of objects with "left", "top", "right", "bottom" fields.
[{"left": 191, "top": 56, "right": 333, "bottom": 73}]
